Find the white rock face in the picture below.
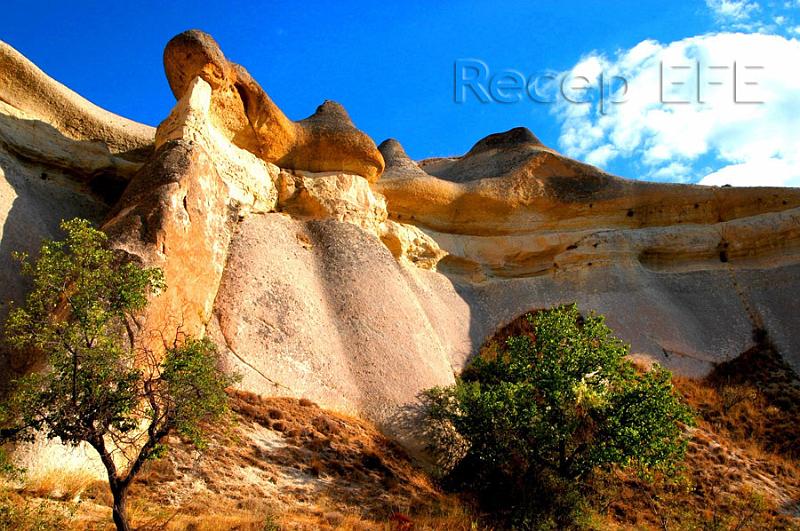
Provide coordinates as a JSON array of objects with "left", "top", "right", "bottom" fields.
[
  {"left": 156, "top": 77, "right": 278, "bottom": 216},
  {"left": 208, "top": 214, "right": 470, "bottom": 452}
]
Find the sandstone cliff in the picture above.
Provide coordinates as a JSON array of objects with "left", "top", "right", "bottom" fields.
[{"left": 1, "top": 33, "right": 798, "bottom": 461}]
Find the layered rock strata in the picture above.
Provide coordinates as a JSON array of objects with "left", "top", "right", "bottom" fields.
[
  {"left": 1, "top": 34, "right": 799, "bottom": 463},
  {"left": 376, "top": 131, "right": 800, "bottom": 375}
]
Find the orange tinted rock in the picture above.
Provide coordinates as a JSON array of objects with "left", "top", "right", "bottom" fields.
[
  {"left": 102, "top": 139, "right": 234, "bottom": 348},
  {"left": 163, "top": 30, "right": 384, "bottom": 181}
]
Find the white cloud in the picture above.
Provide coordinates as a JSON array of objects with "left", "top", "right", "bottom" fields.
[
  {"left": 698, "top": 157, "right": 800, "bottom": 186},
  {"left": 706, "top": 0, "right": 800, "bottom": 34},
  {"left": 584, "top": 144, "right": 617, "bottom": 167},
  {"left": 650, "top": 162, "right": 695, "bottom": 183},
  {"left": 554, "top": 33, "right": 800, "bottom": 187},
  {"left": 706, "top": 0, "right": 761, "bottom": 21}
]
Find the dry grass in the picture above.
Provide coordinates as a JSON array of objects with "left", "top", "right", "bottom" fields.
[
  {"left": 4, "top": 331, "right": 797, "bottom": 529},
  {"left": 696, "top": 338, "right": 800, "bottom": 461},
  {"left": 594, "top": 338, "right": 800, "bottom": 529},
  {"left": 0, "top": 486, "right": 79, "bottom": 530},
  {"left": 276, "top": 494, "right": 481, "bottom": 530},
  {"left": 22, "top": 467, "right": 97, "bottom": 501},
  {"left": 217, "top": 391, "right": 481, "bottom": 530},
  {"left": 1, "top": 391, "right": 481, "bottom": 530}
]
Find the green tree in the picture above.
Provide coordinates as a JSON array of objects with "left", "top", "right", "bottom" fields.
[
  {"left": 0, "top": 219, "right": 236, "bottom": 531},
  {"left": 423, "top": 304, "right": 694, "bottom": 526}
]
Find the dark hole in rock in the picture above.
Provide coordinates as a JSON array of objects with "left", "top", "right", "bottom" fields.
[{"left": 88, "top": 172, "right": 128, "bottom": 205}]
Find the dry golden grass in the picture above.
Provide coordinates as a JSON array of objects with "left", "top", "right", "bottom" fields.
[
  {"left": 0, "top": 486, "right": 81, "bottom": 530},
  {"left": 595, "top": 339, "right": 800, "bottom": 529},
  {"left": 22, "top": 467, "right": 96, "bottom": 501},
  {"left": 275, "top": 494, "right": 481, "bottom": 531},
  {"left": 4, "top": 390, "right": 481, "bottom": 530},
  {"left": 4, "top": 332, "right": 797, "bottom": 530}
]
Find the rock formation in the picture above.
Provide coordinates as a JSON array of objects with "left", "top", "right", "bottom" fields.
[
  {"left": 163, "top": 30, "right": 385, "bottom": 181},
  {"left": 376, "top": 129, "right": 800, "bottom": 377},
  {"left": 1, "top": 32, "right": 799, "bottom": 464},
  {"left": 0, "top": 40, "right": 156, "bottom": 376}
]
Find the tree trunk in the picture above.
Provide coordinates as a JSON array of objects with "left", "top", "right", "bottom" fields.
[
  {"left": 111, "top": 485, "right": 131, "bottom": 531},
  {"left": 558, "top": 440, "right": 568, "bottom": 477}
]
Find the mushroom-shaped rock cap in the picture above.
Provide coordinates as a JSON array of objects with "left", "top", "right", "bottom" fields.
[
  {"left": 378, "top": 138, "right": 409, "bottom": 165},
  {"left": 377, "top": 139, "right": 429, "bottom": 180},
  {"left": 164, "top": 30, "right": 230, "bottom": 97},
  {"left": 417, "top": 127, "right": 549, "bottom": 183},
  {"left": 465, "top": 127, "right": 543, "bottom": 157},
  {"left": 288, "top": 100, "right": 385, "bottom": 180},
  {"left": 300, "top": 100, "right": 356, "bottom": 128},
  {"left": 162, "top": 30, "right": 384, "bottom": 182}
]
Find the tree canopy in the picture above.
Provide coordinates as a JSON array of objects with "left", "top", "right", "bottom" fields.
[
  {"left": 423, "top": 304, "right": 695, "bottom": 525},
  {"left": 1, "top": 218, "right": 236, "bottom": 531}
]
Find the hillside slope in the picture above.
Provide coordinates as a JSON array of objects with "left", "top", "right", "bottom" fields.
[
  {"left": 0, "top": 32, "right": 798, "bottom": 476},
  {"left": 2, "top": 351, "right": 798, "bottom": 530}
]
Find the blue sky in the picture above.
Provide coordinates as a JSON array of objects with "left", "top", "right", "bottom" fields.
[{"left": 2, "top": 1, "right": 799, "bottom": 185}]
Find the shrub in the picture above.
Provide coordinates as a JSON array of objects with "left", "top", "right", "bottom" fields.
[
  {"left": 423, "top": 304, "right": 694, "bottom": 526},
  {"left": 0, "top": 492, "right": 71, "bottom": 531}
]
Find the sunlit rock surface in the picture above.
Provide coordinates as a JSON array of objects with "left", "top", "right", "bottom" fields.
[{"left": 1, "top": 35, "right": 799, "bottom": 463}]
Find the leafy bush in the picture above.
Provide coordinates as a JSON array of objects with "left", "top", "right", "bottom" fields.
[
  {"left": 0, "top": 448, "right": 15, "bottom": 479},
  {"left": 423, "top": 304, "right": 694, "bottom": 527},
  {"left": 0, "top": 492, "right": 71, "bottom": 531}
]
